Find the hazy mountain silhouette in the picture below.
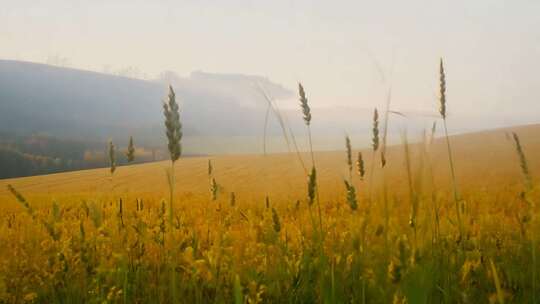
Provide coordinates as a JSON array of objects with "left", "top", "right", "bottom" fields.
[
  {"left": 2, "top": 59, "right": 533, "bottom": 156},
  {"left": 0, "top": 60, "right": 293, "bottom": 146}
]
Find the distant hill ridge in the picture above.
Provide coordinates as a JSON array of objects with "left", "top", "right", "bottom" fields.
[{"left": 0, "top": 60, "right": 294, "bottom": 146}]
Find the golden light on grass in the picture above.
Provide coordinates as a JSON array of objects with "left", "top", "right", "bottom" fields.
[{"left": 0, "top": 62, "right": 538, "bottom": 303}]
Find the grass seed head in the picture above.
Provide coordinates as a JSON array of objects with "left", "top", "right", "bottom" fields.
[
  {"left": 388, "top": 260, "right": 402, "bottom": 284},
  {"left": 343, "top": 180, "right": 358, "bottom": 210},
  {"left": 512, "top": 132, "right": 532, "bottom": 190},
  {"left": 307, "top": 167, "right": 317, "bottom": 206},
  {"left": 108, "top": 140, "right": 116, "bottom": 174},
  {"left": 356, "top": 152, "right": 365, "bottom": 180},
  {"left": 372, "top": 108, "right": 380, "bottom": 151},
  {"left": 7, "top": 184, "right": 33, "bottom": 215},
  {"left": 163, "top": 85, "right": 182, "bottom": 163},
  {"left": 126, "top": 136, "right": 135, "bottom": 163},
  {"left": 345, "top": 135, "right": 353, "bottom": 174},
  {"left": 271, "top": 207, "right": 281, "bottom": 233},
  {"left": 230, "top": 192, "right": 236, "bottom": 207},
  {"left": 439, "top": 58, "right": 447, "bottom": 119},
  {"left": 210, "top": 178, "right": 218, "bottom": 201},
  {"left": 298, "top": 83, "right": 311, "bottom": 126}
]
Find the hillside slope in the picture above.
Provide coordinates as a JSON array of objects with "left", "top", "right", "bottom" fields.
[
  {"left": 0, "top": 124, "right": 538, "bottom": 208},
  {"left": 0, "top": 60, "right": 292, "bottom": 146}
]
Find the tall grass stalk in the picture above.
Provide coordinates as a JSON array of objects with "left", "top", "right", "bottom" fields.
[
  {"left": 163, "top": 85, "right": 182, "bottom": 224},
  {"left": 256, "top": 83, "right": 307, "bottom": 174},
  {"left": 299, "top": 83, "right": 323, "bottom": 233},
  {"left": 345, "top": 135, "right": 353, "bottom": 182},
  {"left": 380, "top": 84, "right": 394, "bottom": 257},
  {"left": 361, "top": 108, "right": 380, "bottom": 251},
  {"left": 438, "top": 58, "right": 462, "bottom": 239},
  {"left": 380, "top": 85, "right": 392, "bottom": 168},
  {"left": 262, "top": 103, "right": 271, "bottom": 155},
  {"left": 162, "top": 84, "right": 182, "bottom": 303},
  {"left": 369, "top": 108, "right": 380, "bottom": 200},
  {"left": 108, "top": 140, "right": 116, "bottom": 196},
  {"left": 299, "top": 83, "right": 315, "bottom": 166},
  {"left": 423, "top": 123, "right": 440, "bottom": 243},
  {"left": 512, "top": 132, "right": 536, "bottom": 303},
  {"left": 401, "top": 131, "right": 419, "bottom": 251},
  {"left": 344, "top": 135, "right": 358, "bottom": 210}
]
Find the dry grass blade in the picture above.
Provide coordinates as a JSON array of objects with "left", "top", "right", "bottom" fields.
[
  {"left": 381, "top": 86, "right": 393, "bottom": 168},
  {"left": 255, "top": 82, "right": 307, "bottom": 174},
  {"left": 511, "top": 132, "right": 536, "bottom": 303},
  {"left": 430, "top": 121, "right": 437, "bottom": 145},
  {"left": 512, "top": 132, "right": 532, "bottom": 190},
  {"left": 7, "top": 184, "right": 33, "bottom": 215},
  {"left": 489, "top": 259, "right": 505, "bottom": 304}
]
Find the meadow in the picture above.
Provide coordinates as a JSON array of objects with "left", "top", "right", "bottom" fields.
[{"left": 0, "top": 68, "right": 539, "bottom": 303}]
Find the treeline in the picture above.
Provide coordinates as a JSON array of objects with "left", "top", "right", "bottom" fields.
[{"left": 0, "top": 133, "right": 160, "bottom": 179}]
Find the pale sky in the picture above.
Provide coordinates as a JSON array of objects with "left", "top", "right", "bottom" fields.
[{"left": 1, "top": 0, "right": 539, "bottom": 122}]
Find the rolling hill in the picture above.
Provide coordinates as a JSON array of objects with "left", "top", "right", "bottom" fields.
[
  {"left": 0, "top": 60, "right": 293, "bottom": 147},
  {"left": 1, "top": 123, "right": 538, "bottom": 208}
]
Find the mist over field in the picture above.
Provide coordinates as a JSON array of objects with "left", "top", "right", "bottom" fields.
[
  {"left": 2, "top": 1, "right": 539, "bottom": 156},
  {"left": 1, "top": 1, "right": 540, "bottom": 303},
  {"left": 1, "top": 58, "right": 537, "bottom": 157}
]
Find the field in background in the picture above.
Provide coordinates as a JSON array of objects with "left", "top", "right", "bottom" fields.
[
  {"left": 1, "top": 124, "right": 538, "bottom": 206},
  {"left": 0, "top": 123, "right": 539, "bottom": 303}
]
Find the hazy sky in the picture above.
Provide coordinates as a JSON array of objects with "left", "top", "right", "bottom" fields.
[{"left": 1, "top": 0, "right": 539, "bottom": 123}]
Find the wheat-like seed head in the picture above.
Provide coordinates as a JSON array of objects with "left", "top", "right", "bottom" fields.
[
  {"left": 230, "top": 192, "right": 236, "bottom": 207},
  {"left": 208, "top": 159, "right": 213, "bottom": 177},
  {"left": 356, "top": 152, "right": 365, "bottom": 180},
  {"left": 271, "top": 207, "right": 281, "bottom": 233},
  {"left": 512, "top": 132, "right": 532, "bottom": 190},
  {"left": 108, "top": 140, "right": 116, "bottom": 174},
  {"left": 298, "top": 83, "right": 311, "bottom": 126},
  {"left": 7, "top": 184, "right": 33, "bottom": 214},
  {"left": 387, "top": 259, "right": 402, "bottom": 284},
  {"left": 126, "top": 136, "right": 135, "bottom": 163},
  {"left": 343, "top": 180, "right": 358, "bottom": 210},
  {"left": 439, "top": 58, "right": 447, "bottom": 119},
  {"left": 307, "top": 167, "right": 317, "bottom": 206},
  {"left": 163, "top": 85, "right": 182, "bottom": 162},
  {"left": 345, "top": 135, "right": 352, "bottom": 174},
  {"left": 210, "top": 178, "right": 218, "bottom": 201},
  {"left": 372, "top": 108, "right": 380, "bottom": 151}
]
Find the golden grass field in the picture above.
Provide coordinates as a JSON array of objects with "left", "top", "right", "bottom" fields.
[
  {"left": 1, "top": 124, "right": 538, "bottom": 207},
  {"left": 0, "top": 124, "right": 539, "bottom": 303}
]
